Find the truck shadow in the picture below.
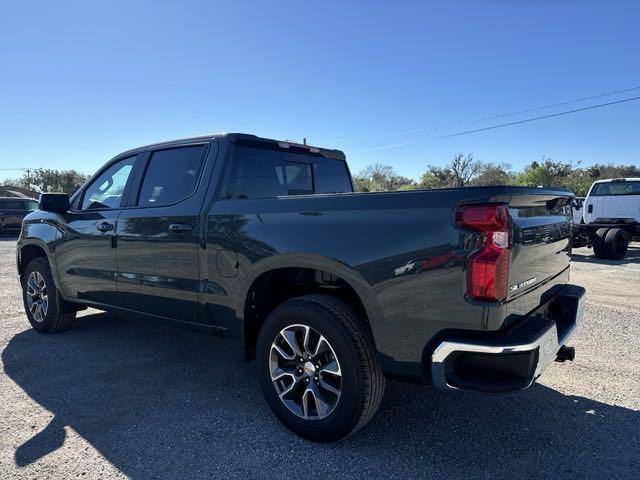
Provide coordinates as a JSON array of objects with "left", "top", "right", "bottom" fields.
[
  {"left": 3, "top": 311, "right": 639, "bottom": 479},
  {"left": 571, "top": 244, "right": 640, "bottom": 265}
]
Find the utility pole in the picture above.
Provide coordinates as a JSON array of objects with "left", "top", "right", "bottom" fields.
[{"left": 303, "top": 137, "right": 307, "bottom": 145}]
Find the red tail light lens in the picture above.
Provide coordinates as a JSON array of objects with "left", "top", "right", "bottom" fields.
[{"left": 456, "top": 204, "right": 510, "bottom": 301}]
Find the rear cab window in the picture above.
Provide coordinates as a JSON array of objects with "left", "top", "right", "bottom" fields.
[
  {"left": 590, "top": 181, "right": 640, "bottom": 196},
  {"left": 224, "top": 144, "right": 352, "bottom": 199}
]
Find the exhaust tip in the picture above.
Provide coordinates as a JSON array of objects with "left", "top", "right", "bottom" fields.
[{"left": 555, "top": 345, "right": 575, "bottom": 362}]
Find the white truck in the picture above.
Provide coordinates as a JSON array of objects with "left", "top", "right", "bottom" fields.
[{"left": 573, "top": 178, "right": 640, "bottom": 259}]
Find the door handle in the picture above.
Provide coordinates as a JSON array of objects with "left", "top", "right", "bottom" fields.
[
  {"left": 169, "top": 223, "right": 193, "bottom": 233},
  {"left": 97, "top": 222, "right": 114, "bottom": 232}
]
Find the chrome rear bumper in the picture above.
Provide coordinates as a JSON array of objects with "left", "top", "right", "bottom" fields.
[{"left": 431, "top": 284, "right": 585, "bottom": 393}]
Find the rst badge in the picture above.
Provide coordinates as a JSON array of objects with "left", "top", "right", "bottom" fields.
[{"left": 509, "top": 277, "right": 537, "bottom": 292}]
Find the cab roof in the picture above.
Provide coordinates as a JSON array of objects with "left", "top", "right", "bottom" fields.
[
  {"left": 593, "top": 177, "right": 640, "bottom": 183},
  {"left": 119, "top": 133, "right": 346, "bottom": 161}
]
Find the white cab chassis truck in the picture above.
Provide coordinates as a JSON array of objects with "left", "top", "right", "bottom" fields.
[{"left": 572, "top": 178, "right": 640, "bottom": 259}]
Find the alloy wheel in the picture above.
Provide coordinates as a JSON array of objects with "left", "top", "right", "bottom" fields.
[
  {"left": 26, "top": 271, "right": 48, "bottom": 323},
  {"left": 269, "top": 324, "right": 342, "bottom": 420}
]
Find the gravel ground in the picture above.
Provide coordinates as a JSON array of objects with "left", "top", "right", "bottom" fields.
[{"left": 1, "top": 234, "right": 639, "bottom": 479}]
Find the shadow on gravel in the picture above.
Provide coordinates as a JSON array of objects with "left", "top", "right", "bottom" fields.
[
  {"left": 571, "top": 244, "right": 640, "bottom": 265},
  {"left": 3, "top": 312, "right": 639, "bottom": 479}
]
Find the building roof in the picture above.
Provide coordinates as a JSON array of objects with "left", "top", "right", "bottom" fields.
[{"left": 0, "top": 185, "right": 38, "bottom": 199}]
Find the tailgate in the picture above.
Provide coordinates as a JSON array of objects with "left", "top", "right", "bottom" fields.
[{"left": 507, "top": 192, "right": 572, "bottom": 309}]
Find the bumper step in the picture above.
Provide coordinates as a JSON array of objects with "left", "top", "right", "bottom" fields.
[{"left": 431, "top": 284, "right": 584, "bottom": 393}]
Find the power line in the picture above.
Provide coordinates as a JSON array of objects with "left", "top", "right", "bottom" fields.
[
  {"left": 457, "top": 85, "right": 640, "bottom": 125},
  {"left": 438, "top": 95, "right": 640, "bottom": 139},
  {"left": 353, "top": 95, "right": 640, "bottom": 153},
  {"left": 320, "top": 84, "right": 640, "bottom": 144}
]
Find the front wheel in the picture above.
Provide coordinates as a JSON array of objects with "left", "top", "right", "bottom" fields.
[
  {"left": 256, "top": 294, "right": 385, "bottom": 442},
  {"left": 22, "top": 257, "right": 76, "bottom": 332}
]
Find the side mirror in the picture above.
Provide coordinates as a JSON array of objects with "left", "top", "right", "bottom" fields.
[{"left": 39, "top": 193, "right": 70, "bottom": 213}]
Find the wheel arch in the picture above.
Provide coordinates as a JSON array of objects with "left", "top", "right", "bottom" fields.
[
  {"left": 18, "top": 241, "right": 50, "bottom": 277},
  {"left": 239, "top": 254, "right": 382, "bottom": 362},
  {"left": 17, "top": 235, "right": 66, "bottom": 298}
]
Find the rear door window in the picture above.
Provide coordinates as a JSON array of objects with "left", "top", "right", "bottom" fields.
[
  {"left": 137, "top": 145, "right": 207, "bottom": 207},
  {"left": 225, "top": 148, "right": 287, "bottom": 199}
]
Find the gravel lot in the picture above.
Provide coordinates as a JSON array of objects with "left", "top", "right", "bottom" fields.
[{"left": 1, "top": 234, "right": 639, "bottom": 479}]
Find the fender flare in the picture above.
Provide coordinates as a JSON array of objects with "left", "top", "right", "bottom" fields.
[
  {"left": 18, "top": 224, "right": 66, "bottom": 297},
  {"left": 237, "top": 253, "right": 383, "bottom": 331}
]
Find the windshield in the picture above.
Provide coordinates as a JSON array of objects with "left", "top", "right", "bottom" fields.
[{"left": 590, "top": 181, "right": 640, "bottom": 196}]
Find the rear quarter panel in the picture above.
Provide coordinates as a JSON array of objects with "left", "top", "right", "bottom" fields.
[{"left": 205, "top": 188, "right": 557, "bottom": 371}]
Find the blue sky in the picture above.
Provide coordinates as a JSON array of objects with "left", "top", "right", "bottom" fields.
[{"left": 1, "top": 1, "right": 639, "bottom": 182}]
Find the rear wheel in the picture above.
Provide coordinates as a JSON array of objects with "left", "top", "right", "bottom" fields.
[
  {"left": 256, "top": 294, "right": 385, "bottom": 442},
  {"left": 603, "top": 228, "right": 629, "bottom": 260},
  {"left": 22, "top": 257, "right": 76, "bottom": 332},
  {"left": 592, "top": 228, "right": 609, "bottom": 258}
]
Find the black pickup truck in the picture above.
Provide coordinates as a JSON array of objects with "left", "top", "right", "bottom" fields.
[{"left": 17, "top": 133, "right": 585, "bottom": 441}]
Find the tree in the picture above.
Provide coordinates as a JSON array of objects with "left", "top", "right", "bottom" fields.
[
  {"left": 449, "top": 154, "right": 480, "bottom": 187},
  {"left": 353, "top": 163, "right": 416, "bottom": 192},
  {"left": 469, "top": 163, "right": 514, "bottom": 186},
  {"left": 353, "top": 156, "right": 639, "bottom": 195},
  {"left": 515, "top": 157, "right": 573, "bottom": 188},
  {"left": 9, "top": 168, "right": 90, "bottom": 194},
  {"left": 419, "top": 153, "right": 480, "bottom": 188},
  {"left": 588, "top": 163, "right": 640, "bottom": 180},
  {"left": 419, "top": 166, "right": 454, "bottom": 188}
]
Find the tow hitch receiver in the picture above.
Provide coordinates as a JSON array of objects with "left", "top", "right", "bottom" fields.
[{"left": 555, "top": 345, "right": 575, "bottom": 362}]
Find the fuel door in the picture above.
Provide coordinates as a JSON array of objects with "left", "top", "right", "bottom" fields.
[{"left": 216, "top": 249, "right": 239, "bottom": 278}]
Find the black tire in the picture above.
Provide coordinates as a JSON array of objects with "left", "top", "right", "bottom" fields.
[
  {"left": 22, "top": 257, "right": 76, "bottom": 333},
  {"left": 603, "top": 228, "right": 629, "bottom": 260},
  {"left": 256, "top": 294, "right": 385, "bottom": 442},
  {"left": 592, "top": 228, "right": 609, "bottom": 258}
]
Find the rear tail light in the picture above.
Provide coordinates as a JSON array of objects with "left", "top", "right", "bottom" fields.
[{"left": 456, "top": 204, "right": 510, "bottom": 301}]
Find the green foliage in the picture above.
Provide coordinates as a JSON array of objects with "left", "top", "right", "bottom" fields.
[
  {"left": 515, "top": 157, "right": 573, "bottom": 188},
  {"left": 355, "top": 154, "right": 640, "bottom": 196},
  {"left": 7, "top": 168, "right": 90, "bottom": 194},
  {"left": 514, "top": 159, "right": 640, "bottom": 196},
  {"left": 418, "top": 154, "right": 481, "bottom": 189},
  {"left": 353, "top": 163, "right": 417, "bottom": 192},
  {"left": 469, "top": 162, "right": 515, "bottom": 187},
  {"left": 419, "top": 166, "right": 454, "bottom": 189}
]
